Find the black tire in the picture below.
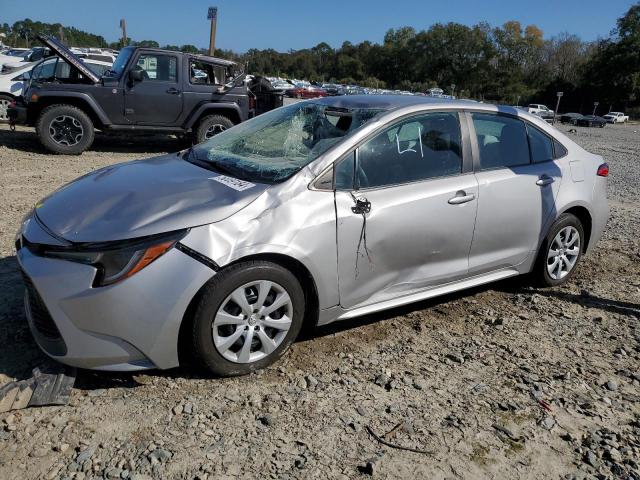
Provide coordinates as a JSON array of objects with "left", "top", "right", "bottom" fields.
[
  {"left": 195, "top": 114, "right": 234, "bottom": 144},
  {"left": 36, "top": 104, "right": 95, "bottom": 154},
  {"left": 192, "top": 261, "right": 305, "bottom": 377},
  {"left": 532, "top": 213, "right": 584, "bottom": 287},
  {"left": 0, "top": 94, "right": 14, "bottom": 123}
]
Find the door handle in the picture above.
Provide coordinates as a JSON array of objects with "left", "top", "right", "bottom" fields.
[
  {"left": 448, "top": 191, "right": 475, "bottom": 205},
  {"left": 536, "top": 175, "right": 555, "bottom": 186},
  {"left": 166, "top": 87, "right": 181, "bottom": 94}
]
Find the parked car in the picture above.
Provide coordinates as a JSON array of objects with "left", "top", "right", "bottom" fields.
[
  {"left": 603, "top": 111, "right": 629, "bottom": 124},
  {"left": 559, "top": 112, "right": 583, "bottom": 124},
  {"left": 0, "top": 56, "right": 111, "bottom": 122},
  {"left": 527, "top": 104, "right": 554, "bottom": 116},
  {"left": 573, "top": 115, "right": 607, "bottom": 128},
  {"left": 286, "top": 85, "right": 327, "bottom": 98},
  {"left": 0, "top": 47, "right": 51, "bottom": 71},
  {"left": 8, "top": 35, "right": 283, "bottom": 154},
  {"left": 15, "top": 96, "right": 609, "bottom": 376}
]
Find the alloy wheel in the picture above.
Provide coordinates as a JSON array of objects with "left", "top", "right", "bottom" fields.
[
  {"left": 49, "top": 115, "right": 84, "bottom": 146},
  {"left": 546, "top": 226, "right": 581, "bottom": 280},
  {"left": 204, "top": 123, "right": 226, "bottom": 139},
  {"left": 212, "top": 280, "right": 293, "bottom": 363},
  {"left": 0, "top": 98, "right": 10, "bottom": 121}
]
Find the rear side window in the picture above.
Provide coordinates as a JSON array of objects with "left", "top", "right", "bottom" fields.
[
  {"left": 471, "top": 113, "right": 529, "bottom": 170},
  {"left": 357, "top": 112, "right": 462, "bottom": 188},
  {"left": 553, "top": 139, "right": 568, "bottom": 158},
  {"left": 528, "top": 125, "right": 554, "bottom": 163}
]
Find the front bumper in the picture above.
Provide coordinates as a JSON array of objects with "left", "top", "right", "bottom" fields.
[
  {"left": 8, "top": 103, "right": 27, "bottom": 125},
  {"left": 17, "top": 226, "right": 215, "bottom": 371}
]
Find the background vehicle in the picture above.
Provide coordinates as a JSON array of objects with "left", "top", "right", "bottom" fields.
[
  {"left": 0, "top": 56, "right": 111, "bottom": 122},
  {"left": 603, "top": 111, "right": 629, "bottom": 123},
  {"left": 573, "top": 114, "right": 607, "bottom": 128},
  {"left": 559, "top": 112, "right": 583, "bottom": 124},
  {"left": 527, "top": 104, "right": 554, "bottom": 116},
  {"left": 286, "top": 84, "right": 327, "bottom": 98},
  {"left": 16, "top": 97, "right": 608, "bottom": 376},
  {"left": 9, "top": 35, "right": 283, "bottom": 154},
  {"left": 0, "top": 47, "right": 51, "bottom": 71}
]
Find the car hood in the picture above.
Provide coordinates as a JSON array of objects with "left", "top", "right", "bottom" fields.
[
  {"left": 34, "top": 153, "right": 270, "bottom": 243},
  {"left": 36, "top": 34, "right": 100, "bottom": 83}
]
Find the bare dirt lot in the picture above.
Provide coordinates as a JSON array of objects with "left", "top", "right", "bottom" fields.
[{"left": 0, "top": 123, "right": 638, "bottom": 480}]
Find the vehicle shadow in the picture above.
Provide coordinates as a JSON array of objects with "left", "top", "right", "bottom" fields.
[
  {"left": 531, "top": 289, "right": 640, "bottom": 317},
  {"left": 0, "top": 125, "right": 185, "bottom": 155}
]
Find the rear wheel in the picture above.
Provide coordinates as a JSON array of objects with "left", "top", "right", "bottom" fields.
[
  {"left": 192, "top": 261, "right": 305, "bottom": 376},
  {"left": 36, "top": 104, "right": 94, "bottom": 154},
  {"left": 195, "top": 114, "right": 234, "bottom": 144},
  {"left": 0, "top": 94, "right": 13, "bottom": 122},
  {"left": 533, "top": 213, "right": 584, "bottom": 287}
]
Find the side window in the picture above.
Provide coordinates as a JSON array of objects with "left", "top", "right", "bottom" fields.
[
  {"left": 357, "top": 112, "right": 462, "bottom": 188},
  {"left": 528, "top": 125, "right": 554, "bottom": 163},
  {"left": 471, "top": 113, "right": 529, "bottom": 170},
  {"left": 335, "top": 152, "right": 355, "bottom": 190},
  {"left": 553, "top": 139, "right": 568, "bottom": 158},
  {"left": 135, "top": 54, "right": 177, "bottom": 82},
  {"left": 190, "top": 60, "right": 229, "bottom": 85},
  {"left": 33, "top": 59, "right": 57, "bottom": 81}
]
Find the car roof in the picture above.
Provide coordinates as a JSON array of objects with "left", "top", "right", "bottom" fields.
[{"left": 308, "top": 94, "right": 489, "bottom": 111}]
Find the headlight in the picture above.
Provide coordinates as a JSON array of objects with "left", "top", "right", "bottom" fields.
[{"left": 41, "top": 229, "right": 188, "bottom": 287}]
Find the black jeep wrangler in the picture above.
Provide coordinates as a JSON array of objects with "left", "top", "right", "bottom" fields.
[{"left": 9, "top": 36, "right": 282, "bottom": 154}]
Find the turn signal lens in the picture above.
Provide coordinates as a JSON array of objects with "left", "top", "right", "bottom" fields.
[
  {"left": 597, "top": 163, "right": 609, "bottom": 177},
  {"left": 30, "top": 93, "right": 38, "bottom": 102},
  {"left": 122, "top": 241, "right": 176, "bottom": 280}
]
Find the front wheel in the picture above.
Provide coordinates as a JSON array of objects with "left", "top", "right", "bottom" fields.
[
  {"left": 36, "top": 104, "right": 95, "bottom": 154},
  {"left": 192, "top": 261, "right": 305, "bottom": 376},
  {"left": 533, "top": 213, "right": 584, "bottom": 287}
]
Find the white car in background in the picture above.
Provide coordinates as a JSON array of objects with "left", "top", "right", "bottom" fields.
[
  {"left": 527, "top": 104, "right": 554, "bottom": 116},
  {"left": 603, "top": 112, "right": 629, "bottom": 124},
  {"left": 0, "top": 56, "right": 112, "bottom": 122}
]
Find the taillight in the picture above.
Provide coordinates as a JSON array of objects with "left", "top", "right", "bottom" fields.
[
  {"left": 597, "top": 163, "right": 609, "bottom": 177},
  {"left": 248, "top": 95, "right": 256, "bottom": 110}
]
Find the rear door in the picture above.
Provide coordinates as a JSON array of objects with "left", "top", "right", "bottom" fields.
[
  {"left": 467, "top": 112, "right": 562, "bottom": 274},
  {"left": 125, "top": 51, "right": 183, "bottom": 125},
  {"left": 335, "top": 111, "right": 478, "bottom": 309}
]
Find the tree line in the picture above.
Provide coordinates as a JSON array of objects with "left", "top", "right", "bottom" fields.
[{"left": 1, "top": 3, "right": 638, "bottom": 115}]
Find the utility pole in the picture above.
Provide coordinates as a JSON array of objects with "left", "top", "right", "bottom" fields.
[
  {"left": 208, "top": 7, "right": 218, "bottom": 56},
  {"left": 553, "top": 91, "right": 563, "bottom": 124},
  {"left": 58, "top": 25, "right": 64, "bottom": 43},
  {"left": 119, "top": 18, "right": 127, "bottom": 48}
]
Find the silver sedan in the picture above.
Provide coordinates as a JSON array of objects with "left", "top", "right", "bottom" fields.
[{"left": 16, "top": 96, "right": 609, "bottom": 376}]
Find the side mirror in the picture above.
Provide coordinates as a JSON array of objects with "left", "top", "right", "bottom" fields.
[{"left": 129, "top": 69, "right": 144, "bottom": 82}]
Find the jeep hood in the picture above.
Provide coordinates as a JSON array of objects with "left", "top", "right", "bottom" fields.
[
  {"left": 33, "top": 153, "right": 270, "bottom": 243},
  {"left": 37, "top": 34, "right": 100, "bottom": 83}
]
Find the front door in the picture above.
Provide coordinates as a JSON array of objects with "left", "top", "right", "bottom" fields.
[
  {"left": 467, "top": 112, "right": 563, "bottom": 274},
  {"left": 125, "top": 52, "right": 183, "bottom": 125},
  {"left": 335, "top": 111, "right": 478, "bottom": 310}
]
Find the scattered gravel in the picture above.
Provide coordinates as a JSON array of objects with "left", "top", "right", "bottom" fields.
[{"left": 0, "top": 123, "right": 638, "bottom": 479}]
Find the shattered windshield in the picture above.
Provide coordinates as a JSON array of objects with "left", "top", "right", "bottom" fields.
[{"left": 190, "top": 102, "right": 383, "bottom": 183}]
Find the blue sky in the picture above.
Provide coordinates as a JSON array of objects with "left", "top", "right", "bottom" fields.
[{"left": 1, "top": 0, "right": 635, "bottom": 51}]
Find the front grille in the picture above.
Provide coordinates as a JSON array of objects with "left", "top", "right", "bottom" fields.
[{"left": 23, "top": 275, "right": 62, "bottom": 340}]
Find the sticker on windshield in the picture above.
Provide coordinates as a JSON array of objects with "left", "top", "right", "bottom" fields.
[{"left": 210, "top": 175, "right": 255, "bottom": 191}]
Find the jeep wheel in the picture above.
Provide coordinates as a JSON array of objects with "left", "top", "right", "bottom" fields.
[
  {"left": 36, "top": 104, "right": 95, "bottom": 155},
  {"left": 195, "top": 115, "right": 234, "bottom": 144},
  {"left": 0, "top": 95, "right": 13, "bottom": 123}
]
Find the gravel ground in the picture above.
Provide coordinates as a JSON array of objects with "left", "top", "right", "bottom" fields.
[{"left": 0, "top": 123, "right": 638, "bottom": 480}]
